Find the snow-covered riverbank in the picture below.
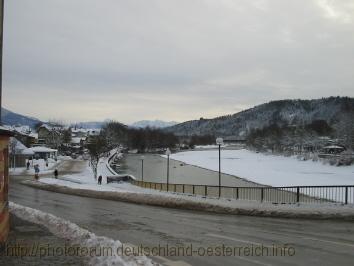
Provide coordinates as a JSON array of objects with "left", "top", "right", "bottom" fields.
[{"left": 165, "top": 149, "right": 354, "bottom": 187}]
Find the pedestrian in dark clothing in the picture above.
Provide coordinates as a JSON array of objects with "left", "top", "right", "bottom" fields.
[
  {"left": 54, "top": 169, "right": 58, "bottom": 179},
  {"left": 26, "top": 161, "right": 30, "bottom": 170},
  {"left": 98, "top": 175, "right": 102, "bottom": 185},
  {"left": 34, "top": 165, "right": 40, "bottom": 180}
]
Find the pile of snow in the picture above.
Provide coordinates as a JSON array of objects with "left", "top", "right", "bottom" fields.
[
  {"left": 164, "top": 149, "right": 354, "bottom": 187},
  {"left": 10, "top": 202, "right": 154, "bottom": 266}
]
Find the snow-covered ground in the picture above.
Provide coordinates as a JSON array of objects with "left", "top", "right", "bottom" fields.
[
  {"left": 53, "top": 149, "right": 122, "bottom": 186},
  {"left": 34, "top": 150, "right": 354, "bottom": 210},
  {"left": 10, "top": 202, "right": 154, "bottom": 266},
  {"left": 60, "top": 158, "right": 113, "bottom": 185},
  {"left": 164, "top": 149, "right": 354, "bottom": 187},
  {"left": 9, "top": 158, "right": 62, "bottom": 175}
]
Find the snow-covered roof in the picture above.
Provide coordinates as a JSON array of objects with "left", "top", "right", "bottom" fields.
[
  {"left": 39, "top": 124, "right": 67, "bottom": 132},
  {"left": 14, "top": 125, "right": 32, "bottom": 134},
  {"left": 88, "top": 129, "right": 100, "bottom": 136},
  {"left": 10, "top": 137, "right": 35, "bottom": 155},
  {"left": 10, "top": 137, "right": 27, "bottom": 151},
  {"left": 323, "top": 145, "right": 345, "bottom": 149},
  {"left": 72, "top": 128, "right": 89, "bottom": 133},
  {"left": 71, "top": 137, "right": 84, "bottom": 144},
  {"left": 21, "top": 148, "right": 35, "bottom": 155},
  {"left": 0, "top": 126, "right": 15, "bottom": 136},
  {"left": 29, "top": 133, "right": 38, "bottom": 139},
  {"left": 29, "top": 146, "right": 57, "bottom": 153},
  {"left": 71, "top": 145, "right": 81, "bottom": 149}
]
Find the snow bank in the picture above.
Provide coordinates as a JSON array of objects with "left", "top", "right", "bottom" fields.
[
  {"left": 9, "top": 202, "right": 154, "bottom": 266},
  {"left": 25, "top": 180, "right": 354, "bottom": 220},
  {"left": 165, "top": 149, "right": 354, "bottom": 186}
]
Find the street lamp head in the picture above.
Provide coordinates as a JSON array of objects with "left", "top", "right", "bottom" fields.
[
  {"left": 141, "top": 155, "right": 145, "bottom": 160},
  {"left": 216, "top": 137, "right": 224, "bottom": 145},
  {"left": 165, "top": 148, "right": 171, "bottom": 156}
]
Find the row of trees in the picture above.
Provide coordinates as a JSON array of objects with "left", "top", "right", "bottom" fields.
[
  {"left": 246, "top": 120, "right": 335, "bottom": 152},
  {"left": 86, "top": 122, "right": 180, "bottom": 177},
  {"left": 186, "top": 134, "right": 215, "bottom": 148},
  {"left": 99, "top": 121, "right": 179, "bottom": 152}
]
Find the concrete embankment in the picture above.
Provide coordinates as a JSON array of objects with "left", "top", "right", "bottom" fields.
[{"left": 21, "top": 180, "right": 354, "bottom": 221}]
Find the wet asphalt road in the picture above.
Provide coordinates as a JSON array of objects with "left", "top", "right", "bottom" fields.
[{"left": 9, "top": 160, "right": 354, "bottom": 266}]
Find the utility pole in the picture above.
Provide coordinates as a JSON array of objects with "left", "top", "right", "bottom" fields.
[
  {"left": 166, "top": 148, "right": 171, "bottom": 191},
  {"left": 216, "top": 137, "right": 223, "bottom": 198},
  {"left": 0, "top": 0, "right": 4, "bottom": 124}
]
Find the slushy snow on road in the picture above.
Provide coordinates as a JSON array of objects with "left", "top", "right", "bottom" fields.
[{"left": 9, "top": 202, "right": 154, "bottom": 266}]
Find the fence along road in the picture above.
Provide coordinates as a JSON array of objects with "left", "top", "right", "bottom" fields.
[{"left": 132, "top": 180, "right": 354, "bottom": 205}]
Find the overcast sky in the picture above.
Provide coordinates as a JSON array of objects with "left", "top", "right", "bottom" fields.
[{"left": 3, "top": 0, "right": 354, "bottom": 124}]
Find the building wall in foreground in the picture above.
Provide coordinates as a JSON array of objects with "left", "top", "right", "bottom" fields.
[{"left": 0, "top": 135, "right": 10, "bottom": 244}]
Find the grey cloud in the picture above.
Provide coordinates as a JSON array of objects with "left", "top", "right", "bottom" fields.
[{"left": 3, "top": 0, "right": 354, "bottom": 123}]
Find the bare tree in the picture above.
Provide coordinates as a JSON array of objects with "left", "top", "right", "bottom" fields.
[
  {"left": 86, "top": 135, "right": 108, "bottom": 179},
  {"left": 9, "top": 137, "right": 18, "bottom": 169}
]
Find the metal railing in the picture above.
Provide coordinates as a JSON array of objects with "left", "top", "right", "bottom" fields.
[{"left": 131, "top": 180, "right": 354, "bottom": 205}]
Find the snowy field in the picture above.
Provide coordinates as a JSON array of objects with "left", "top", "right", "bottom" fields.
[{"left": 166, "top": 149, "right": 354, "bottom": 187}]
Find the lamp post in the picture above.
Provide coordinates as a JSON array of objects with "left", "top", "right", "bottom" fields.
[
  {"left": 216, "top": 137, "right": 223, "bottom": 197},
  {"left": 166, "top": 148, "right": 171, "bottom": 191},
  {"left": 141, "top": 155, "right": 145, "bottom": 182}
]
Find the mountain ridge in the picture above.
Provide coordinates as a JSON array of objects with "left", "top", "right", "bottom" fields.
[
  {"left": 1, "top": 107, "right": 42, "bottom": 128},
  {"left": 164, "top": 97, "right": 354, "bottom": 138},
  {"left": 130, "top": 120, "right": 178, "bottom": 128}
]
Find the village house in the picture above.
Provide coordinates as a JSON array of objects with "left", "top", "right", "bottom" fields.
[
  {"left": 9, "top": 137, "right": 34, "bottom": 168},
  {"left": 37, "top": 124, "right": 64, "bottom": 149}
]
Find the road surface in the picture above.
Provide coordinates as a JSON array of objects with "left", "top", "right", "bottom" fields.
[{"left": 9, "top": 160, "right": 354, "bottom": 266}]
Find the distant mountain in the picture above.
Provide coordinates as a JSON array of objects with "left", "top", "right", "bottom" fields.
[
  {"left": 165, "top": 97, "right": 354, "bottom": 138},
  {"left": 1, "top": 107, "right": 42, "bottom": 128},
  {"left": 130, "top": 120, "right": 178, "bottom": 129},
  {"left": 71, "top": 121, "right": 107, "bottom": 129}
]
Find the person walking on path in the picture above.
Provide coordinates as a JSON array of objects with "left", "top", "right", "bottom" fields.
[
  {"left": 98, "top": 175, "right": 102, "bottom": 185},
  {"left": 34, "top": 164, "right": 40, "bottom": 180},
  {"left": 26, "top": 161, "right": 30, "bottom": 170},
  {"left": 54, "top": 169, "right": 58, "bottom": 179}
]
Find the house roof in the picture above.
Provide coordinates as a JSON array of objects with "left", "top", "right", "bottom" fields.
[
  {"left": 323, "top": 145, "right": 345, "bottom": 149},
  {"left": 0, "top": 126, "right": 14, "bottom": 136},
  {"left": 29, "top": 146, "right": 57, "bottom": 153},
  {"left": 10, "top": 137, "right": 35, "bottom": 155},
  {"left": 71, "top": 137, "right": 84, "bottom": 144}
]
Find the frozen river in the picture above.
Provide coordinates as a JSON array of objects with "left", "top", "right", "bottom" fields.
[{"left": 119, "top": 153, "right": 260, "bottom": 187}]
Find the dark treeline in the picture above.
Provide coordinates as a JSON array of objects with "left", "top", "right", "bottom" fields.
[
  {"left": 127, "top": 127, "right": 178, "bottom": 151},
  {"left": 246, "top": 120, "right": 335, "bottom": 151},
  {"left": 100, "top": 121, "right": 178, "bottom": 152},
  {"left": 185, "top": 134, "right": 215, "bottom": 148},
  {"left": 99, "top": 121, "right": 215, "bottom": 152}
]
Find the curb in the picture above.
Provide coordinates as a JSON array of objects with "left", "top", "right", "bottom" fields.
[{"left": 21, "top": 180, "right": 354, "bottom": 221}]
